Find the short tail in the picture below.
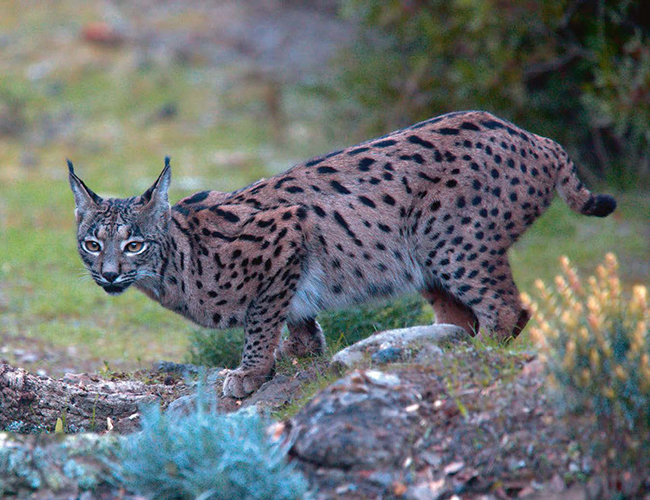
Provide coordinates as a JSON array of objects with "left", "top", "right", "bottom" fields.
[{"left": 555, "top": 154, "right": 616, "bottom": 218}]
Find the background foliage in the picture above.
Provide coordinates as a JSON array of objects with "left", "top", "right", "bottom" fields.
[{"left": 335, "top": 0, "right": 650, "bottom": 188}]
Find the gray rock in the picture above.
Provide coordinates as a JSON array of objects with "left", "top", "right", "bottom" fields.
[
  {"left": 287, "top": 369, "right": 421, "bottom": 470},
  {"left": 406, "top": 482, "right": 447, "bottom": 500},
  {"left": 331, "top": 324, "right": 467, "bottom": 369}
]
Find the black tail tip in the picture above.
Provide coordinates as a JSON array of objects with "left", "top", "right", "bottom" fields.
[{"left": 582, "top": 194, "right": 617, "bottom": 217}]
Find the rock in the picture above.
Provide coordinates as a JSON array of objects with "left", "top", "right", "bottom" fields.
[
  {"left": 406, "top": 479, "right": 447, "bottom": 500},
  {"left": 331, "top": 324, "right": 467, "bottom": 370},
  {"left": 421, "top": 451, "right": 442, "bottom": 467},
  {"left": 444, "top": 461, "right": 465, "bottom": 475},
  {"left": 287, "top": 369, "right": 421, "bottom": 470}
]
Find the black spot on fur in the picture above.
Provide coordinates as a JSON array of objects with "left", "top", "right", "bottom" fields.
[
  {"left": 312, "top": 205, "right": 326, "bottom": 217},
  {"left": 348, "top": 147, "right": 370, "bottom": 156},
  {"left": 305, "top": 157, "right": 325, "bottom": 167},
  {"left": 418, "top": 172, "right": 441, "bottom": 183},
  {"left": 330, "top": 181, "right": 351, "bottom": 194},
  {"left": 460, "top": 122, "right": 480, "bottom": 131},
  {"left": 358, "top": 196, "right": 376, "bottom": 208},
  {"left": 434, "top": 127, "right": 459, "bottom": 136},
  {"left": 408, "top": 135, "right": 434, "bottom": 149},
  {"left": 373, "top": 139, "right": 397, "bottom": 147},
  {"left": 382, "top": 194, "right": 396, "bottom": 206},
  {"left": 480, "top": 120, "right": 505, "bottom": 130},
  {"left": 358, "top": 158, "right": 376, "bottom": 171}
]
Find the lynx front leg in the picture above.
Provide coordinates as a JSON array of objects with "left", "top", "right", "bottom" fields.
[
  {"left": 279, "top": 318, "right": 326, "bottom": 359},
  {"left": 222, "top": 298, "right": 285, "bottom": 398},
  {"left": 223, "top": 242, "right": 305, "bottom": 397}
]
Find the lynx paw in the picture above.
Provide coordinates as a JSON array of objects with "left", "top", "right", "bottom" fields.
[{"left": 222, "top": 366, "right": 272, "bottom": 398}]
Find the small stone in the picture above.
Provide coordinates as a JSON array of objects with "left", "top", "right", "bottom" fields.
[
  {"left": 421, "top": 451, "right": 442, "bottom": 467},
  {"left": 372, "top": 346, "right": 403, "bottom": 364},
  {"left": 364, "top": 370, "right": 401, "bottom": 387},
  {"left": 368, "top": 470, "right": 394, "bottom": 487},
  {"left": 20, "top": 353, "right": 38, "bottom": 364},
  {"left": 335, "top": 483, "right": 356, "bottom": 494},
  {"left": 444, "top": 461, "right": 464, "bottom": 475},
  {"left": 508, "top": 458, "right": 526, "bottom": 471},
  {"left": 406, "top": 478, "right": 446, "bottom": 500}
]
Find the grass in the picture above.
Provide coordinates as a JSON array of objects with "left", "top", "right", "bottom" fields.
[{"left": 0, "top": 0, "right": 647, "bottom": 377}]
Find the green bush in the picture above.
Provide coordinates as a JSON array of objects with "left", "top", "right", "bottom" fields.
[
  {"left": 524, "top": 254, "right": 649, "bottom": 492},
  {"left": 115, "top": 387, "right": 308, "bottom": 500},
  {"left": 334, "top": 0, "right": 650, "bottom": 188},
  {"left": 187, "top": 294, "right": 433, "bottom": 366}
]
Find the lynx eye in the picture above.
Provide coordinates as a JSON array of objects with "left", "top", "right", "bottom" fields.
[
  {"left": 124, "top": 241, "right": 145, "bottom": 254},
  {"left": 84, "top": 240, "right": 101, "bottom": 253}
]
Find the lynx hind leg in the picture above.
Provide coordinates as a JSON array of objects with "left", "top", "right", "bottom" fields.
[
  {"left": 421, "top": 287, "right": 479, "bottom": 337},
  {"left": 279, "top": 318, "right": 327, "bottom": 359},
  {"left": 448, "top": 260, "right": 528, "bottom": 343}
]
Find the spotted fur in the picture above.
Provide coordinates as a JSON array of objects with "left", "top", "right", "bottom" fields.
[{"left": 69, "top": 111, "right": 616, "bottom": 397}]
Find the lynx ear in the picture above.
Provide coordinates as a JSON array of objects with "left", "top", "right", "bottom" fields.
[
  {"left": 139, "top": 156, "right": 172, "bottom": 216},
  {"left": 67, "top": 159, "right": 102, "bottom": 219}
]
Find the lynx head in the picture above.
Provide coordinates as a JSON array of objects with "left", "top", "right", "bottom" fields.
[{"left": 68, "top": 157, "right": 172, "bottom": 295}]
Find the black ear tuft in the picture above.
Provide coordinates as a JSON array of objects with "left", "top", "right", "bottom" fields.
[
  {"left": 67, "top": 159, "right": 75, "bottom": 175},
  {"left": 140, "top": 158, "right": 172, "bottom": 208}
]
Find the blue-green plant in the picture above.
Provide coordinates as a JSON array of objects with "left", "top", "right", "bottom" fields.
[
  {"left": 115, "top": 385, "right": 308, "bottom": 500},
  {"left": 0, "top": 434, "right": 118, "bottom": 496}
]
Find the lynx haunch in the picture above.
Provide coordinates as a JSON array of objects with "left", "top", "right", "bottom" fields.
[{"left": 69, "top": 111, "right": 616, "bottom": 397}]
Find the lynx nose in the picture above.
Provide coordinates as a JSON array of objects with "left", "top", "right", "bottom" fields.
[{"left": 102, "top": 271, "right": 119, "bottom": 283}]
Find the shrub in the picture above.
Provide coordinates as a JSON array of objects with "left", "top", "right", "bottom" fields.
[
  {"left": 188, "top": 294, "right": 433, "bottom": 366},
  {"left": 334, "top": 0, "right": 650, "bottom": 188},
  {"left": 115, "top": 387, "right": 308, "bottom": 500},
  {"left": 522, "top": 253, "right": 649, "bottom": 490},
  {"left": 0, "top": 433, "right": 119, "bottom": 496}
]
